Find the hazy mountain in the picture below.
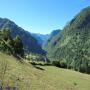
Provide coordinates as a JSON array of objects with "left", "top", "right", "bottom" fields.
[
  {"left": 49, "top": 29, "right": 61, "bottom": 39},
  {"left": 32, "top": 30, "right": 60, "bottom": 46},
  {"left": 0, "top": 18, "right": 45, "bottom": 54},
  {"left": 43, "top": 29, "right": 61, "bottom": 51},
  {"left": 45, "top": 6, "right": 90, "bottom": 73},
  {"left": 31, "top": 33, "right": 49, "bottom": 45}
]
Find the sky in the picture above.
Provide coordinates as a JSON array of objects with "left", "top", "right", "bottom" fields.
[{"left": 0, "top": 0, "right": 90, "bottom": 34}]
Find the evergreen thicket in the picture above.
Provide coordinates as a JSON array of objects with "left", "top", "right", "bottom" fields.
[
  {"left": 44, "top": 7, "right": 90, "bottom": 74},
  {"left": 0, "top": 28, "right": 24, "bottom": 57}
]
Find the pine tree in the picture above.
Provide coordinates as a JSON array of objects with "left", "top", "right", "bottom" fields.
[
  {"left": 14, "top": 35, "right": 24, "bottom": 57},
  {"left": 0, "top": 28, "right": 24, "bottom": 57}
]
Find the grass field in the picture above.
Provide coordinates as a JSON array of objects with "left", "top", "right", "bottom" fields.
[{"left": 0, "top": 53, "right": 90, "bottom": 90}]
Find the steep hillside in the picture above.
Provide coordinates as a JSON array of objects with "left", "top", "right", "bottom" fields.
[
  {"left": 0, "top": 53, "right": 90, "bottom": 90},
  {"left": 49, "top": 29, "right": 61, "bottom": 40},
  {"left": 45, "top": 7, "right": 90, "bottom": 73},
  {"left": 43, "top": 29, "right": 61, "bottom": 53},
  {"left": 0, "top": 18, "right": 45, "bottom": 54}
]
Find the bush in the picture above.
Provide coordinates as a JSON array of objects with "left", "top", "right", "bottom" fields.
[
  {"left": 87, "top": 63, "right": 90, "bottom": 73},
  {"left": 60, "top": 60, "right": 67, "bottom": 68},
  {"left": 52, "top": 60, "right": 67, "bottom": 69},
  {"left": 52, "top": 61, "right": 60, "bottom": 67}
]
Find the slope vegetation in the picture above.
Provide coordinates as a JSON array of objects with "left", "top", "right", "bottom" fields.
[
  {"left": 45, "top": 6, "right": 90, "bottom": 73},
  {"left": 43, "top": 29, "right": 61, "bottom": 52}
]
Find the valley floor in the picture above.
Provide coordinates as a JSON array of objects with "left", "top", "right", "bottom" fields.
[{"left": 0, "top": 53, "right": 90, "bottom": 90}]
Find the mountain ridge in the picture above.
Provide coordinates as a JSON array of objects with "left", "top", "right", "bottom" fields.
[{"left": 0, "top": 18, "right": 45, "bottom": 54}]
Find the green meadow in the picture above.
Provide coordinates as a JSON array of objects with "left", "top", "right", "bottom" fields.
[{"left": 0, "top": 53, "right": 90, "bottom": 90}]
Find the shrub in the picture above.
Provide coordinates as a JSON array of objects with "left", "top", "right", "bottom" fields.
[
  {"left": 60, "top": 60, "right": 67, "bottom": 68},
  {"left": 52, "top": 61, "right": 60, "bottom": 67}
]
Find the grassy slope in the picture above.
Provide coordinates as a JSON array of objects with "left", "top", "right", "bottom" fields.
[{"left": 0, "top": 53, "right": 90, "bottom": 90}]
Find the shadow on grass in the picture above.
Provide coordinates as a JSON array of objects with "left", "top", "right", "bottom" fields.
[
  {"left": 30, "top": 62, "right": 52, "bottom": 70},
  {"left": 32, "top": 65, "right": 45, "bottom": 71}
]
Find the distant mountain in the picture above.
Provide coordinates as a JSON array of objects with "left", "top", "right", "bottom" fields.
[
  {"left": 43, "top": 29, "right": 61, "bottom": 51},
  {"left": 32, "top": 30, "right": 60, "bottom": 46},
  {"left": 48, "top": 29, "right": 61, "bottom": 40},
  {"left": 45, "top": 6, "right": 90, "bottom": 73},
  {"left": 31, "top": 33, "right": 49, "bottom": 45},
  {"left": 0, "top": 18, "right": 45, "bottom": 54}
]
